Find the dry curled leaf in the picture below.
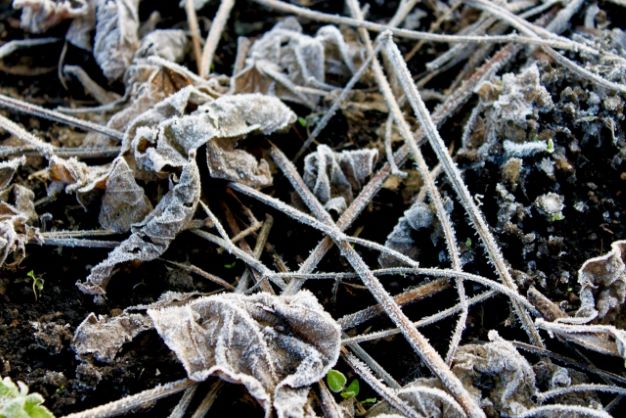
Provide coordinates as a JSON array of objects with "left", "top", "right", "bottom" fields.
[
  {"left": 77, "top": 161, "right": 200, "bottom": 299},
  {"left": 452, "top": 330, "right": 536, "bottom": 416},
  {"left": 135, "top": 29, "right": 188, "bottom": 63},
  {"left": 577, "top": 240, "right": 626, "bottom": 324},
  {"left": 303, "top": 145, "right": 377, "bottom": 213},
  {"left": 73, "top": 290, "right": 340, "bottom": 418},
  {"left": 233, "top": 17, "right": 361, "bottom": 107},
  {"left": 12, "top": 0, "right": 89, "bottom": 33},
  {"left": 127, "top": 87, "right": 296, "bottom": 185},
  {"left": 94, "top": 0, "right": 141, "bottom": 81},
  {"left": 98, "top": 157, "right": 152, "bottom": 233},
  {"left": 378, "top": 201, "right": 433, "bottom": 267},
  {"left": 0, "top": 184, "right": 41, "bottom": 268},
  {"left": 0, "top": 156, "right": 26, "bottom": 190}
]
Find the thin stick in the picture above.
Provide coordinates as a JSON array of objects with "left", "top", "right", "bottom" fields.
[
  {"left": 190, "top": 381, "right": 223, "bottom": 418},
  {"left": 0, "top": 93, "right": 124, "bottom": 141},
  {"left": 167, "top": 385, "right": 198, "bottom": 418},
  {"left": 262, "top": 148, "right": 484, "bottom": 417},
  {"left": 343, "top": 352, "right": 423, "bottom": 418},
  {"left": 200, "top": 0, "right": 236, "bottom": 78},
  {"left": 381, "top": 34, "right": 543, "bottom": 347},
  {"left": 537, "top": 384, "right": 626, "bottom": 402},
  {"left": 0, "top": 114, "right": 55, "bottom": 157},
  {"left": 61, "top": 379, "right": 194, "bottom": 418},
  {"left": 185, "top": 0, "right": 204, "bottom": 74},
  {"left": 252, "top": 0, "right": 590, "bottom": 51},
  {"left": 161, "top": 259, "right": 236, "bottom": 290},
  {"left": 513, "top": 405, "right": 612, "bottom": 418},
  {"left": 343, "top": 291, "right": 496, "bottom": 344}
]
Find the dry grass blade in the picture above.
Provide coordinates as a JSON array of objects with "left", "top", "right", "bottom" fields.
[
  {"left": 200, "top": 0, "right": 236, "bottom": 78},
  {"left": 260, "top": 146, "right": 485, "bottom": 417},
  {"left": 380, "top": 34, "right": 543, "bottom": 347}
]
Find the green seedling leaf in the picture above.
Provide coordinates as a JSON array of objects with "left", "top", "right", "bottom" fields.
[
  {"left": 297, "top": 116, "right": 308, "bottom": 128},
  {"left": 360, "top": 397, "right": 377, "bottom": 406},
  {"left": 223, "top": 261, "right": 236, "bottom": 269},
  {"left": 340, "top": 378, "right": 359, "bottom": 399},
  {"left": 326, "top": 369, "right": 347, "bottom": 393},
  {"left": 0, "top": 376, "right": 55, "bottom": 418},
  {"left": 27, "top": 271, "right": 44, "bottom": 301}
]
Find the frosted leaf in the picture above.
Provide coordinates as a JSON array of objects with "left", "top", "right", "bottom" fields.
[
  {"left": 12, "top": 0, "right": 89, "bottom": 33},
  {"left": 367, "top": 378, "right": 464, "bottom": 418},
  {"left": 77, "top": 162, "right": 200, "bottom": 298},
  {"left": 94, "top": 0, "right": 141, "bottom": 80},
  {"left": 128, "top": 89, "right": 296, "bottom": 186},
  {"left": 72, "top": 290, "right": 340, "bottom": 418},
  {"left": 0, "top": 184, "right": 41, "bottom": 268},
  {"left": 452, "top": 331, "right": 536, "bottom": 416},
  {"left": 135, "top": 30, "right": 188, "bottom": 63},
  {"left": 378, "top": 201, "right": 434, "bottom": 267},
  {"left": 73, "top": 312, "right": 152, "bottom": 363},
  {"left": 98, "top": 157, "right": 153, "bottom": 233},
  {"left": 148, "top": 290, "right": 340, "bottom": 418},
  {"left": 233, "top": 18, "right": 361, "bottom": 107},
  {"left": 47, "top": 156, "right": 110, "bottom": 198},
  {"left": 576, "top": 240, "right": 626, "bottom": 323},
  {"left": 0, "top": 156, "right": 26, "bottom": 190},
  {"left": 487, "top": 64, "right": 553, "bottom": 126},
  {"left": 303, "top": 145, "right": 377, "bottom": 213}
]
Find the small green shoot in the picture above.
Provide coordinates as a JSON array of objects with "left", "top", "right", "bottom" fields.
[
  {"left": 26, "top": 270, "right": 44, "bottom": 301},
  {"left": 223, "top": 261, "right": 236, "bottom": 269},
  {"left": 546, "top": 137, "right": 555, "bottom": 153},
  {"left": 326, "top": 369, "right": 347, "bottom": 393},
  {"left": 0, "top": 375, "right": 55, "bottom": 418},
  {"left": 297, "top": 116, "right": 308, "bottom": 128},
  {"left": 340, "top": 379, "right": 360, "bottom": 399},
  {"left": 465, "top": 237, "right": 472, "bottom": 249}
]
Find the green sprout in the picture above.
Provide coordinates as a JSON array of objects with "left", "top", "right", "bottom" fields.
[
  {"left": 326, "top": 369, "right": 346, "bottom": 393},
  {"left": 0, "top": 375, "right": 55, "bottom": 418},
  {"left": 546, "top": 137, "right": 555, "bottom": 154},
  {"left": 325, "top": 369, "right": 373, "bottom": 404},
  {"left": 297, "top": 116, "right": 308, "bottom": 128},
  {"left": 26, "top": 271, "right": 44, "bottom": 301},
  {"left": 223, "top": 261, "right": 236, "bottom": 269}
]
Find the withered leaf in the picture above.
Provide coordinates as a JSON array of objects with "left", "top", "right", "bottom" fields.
[
  {"left": 577, "top": 240, "right": 626, "bottom": 324},
  {"left": 135, "top": 29, "right": 188, "bottom": 63},
  {"left": 233, "top": 17, "right": 361, "bottom": 107},
  {"left": 13, "top": 0, "right": 90, "bottom": 33},
  {"left": 73, "top": 312, "right": 152, "bottom": 363},
  {"left": 0, "top": 184, "right": 41, "bottom": 268},
  {"left": 94, "top": 0, "right": 141, "bottom": 81},
  {"left": 73, "top": 290, "right": 340, "bottom": 418},
  {"left": 149, "top": 290, "right": 341, "bottom": 418},
  {"left": 0, "top": 156, "right": 25, "bottom": 190},
  {"left": 77, "top": 161, "right": 200, "bottom": 299},
  {"left": 98, "top": 157, "right": 152, "bottom": 233},
  {"left": 303, "top": 145, "right": 377, "bottom": 213}
]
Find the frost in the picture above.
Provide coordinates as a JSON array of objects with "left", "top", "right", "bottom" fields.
[
  {"left": 534, "top": 192, "right": 565, "bottom": 221},
  {"left": 577, "top": 240, "right": 626, "bottom": 324},
  {"left": 303, "top": 145, "right": 377, "bottom": 213},
  {"left": 135, "top": 30, "right": 188, "bottom": 63},
  {"left": 73, "top": 312, "right": 152, "bottom": 363},
  {"left": 73, "top": 290, "right": 341, "bottom": 418},
  {"left": 0, "top": 184, "right": 41, "bottom": 268},
  {"left": 378, "top": 201, "right": 434, "bottom": 267},
  {"left": 0, "top": 156, "right": 26, "bottom": 190},
  {"left": 94, "top": 0, "right": 141, "bottom": 80},
  {"left": 452, "top": 331, "right": 536, "bottom": 416},
  {"left": 77, "top": 162, "right": 200, "bottom": 298},
  {"left": 98, "top": 157, "right": 153, "bottom": 233},
  {"left": 12, "top": 0, "right": 89, "bottom": 33},
  {"left": 233, "top": 18, "right": 361, "bottom": 107},
  {"left": 78, "top": 88, "right": 296, "bottom": 298},
  {"left": 47, "top": 156, "right": 110, "bottom": 199}
]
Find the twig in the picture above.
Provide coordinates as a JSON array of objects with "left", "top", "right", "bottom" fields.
[
  {"left": 167, "top": 385, "right": 198, "bottom": 418},
  {"left": 185, "top": 0, "right": 204, "bottom": 74},
  {"left": 0, "top": 114, "right": 55, "bottom": 157},
  {"left": 380, "top": 34, "right": 543, "bottom": 347},
  {"left": 343, "top": 352, "right": 423, "bottom": 418},
  {"left": 161, "top": 259, "right": 236, "bottom": 290},
  {"left": 200, "top": 0, "right": 236, "bottom": 78},
  {"left": 513, "top": 405, "right": 612, "bottom": 418},
  {"left": 0, "top": 93, "right": 124, "bottom": 141},
  {"left": 343, "top": 291, "right": 496, "bottom": 344},
  {"left": 190, "top": 381, "right": 223, "bottom": 418},
  {"left": 537, "top": 384, "right": 626, "bottom": 402},
  {"left": 257, "top": 146, "right": 485, "bottom": 417},
  {"left": 61, "top": 379, "right": 194, "bottom": 418}
]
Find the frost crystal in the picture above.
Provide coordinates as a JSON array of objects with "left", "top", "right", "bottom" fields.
[
  {"left": 303, "top": 145, "right": 377, "bottom": 213},
  {"left": 73, "top": 290, "right": 341, "bottom": 418}
]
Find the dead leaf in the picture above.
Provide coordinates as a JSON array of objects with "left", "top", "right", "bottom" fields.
[
  {"left": 303, "top": 145, "right": 377, "bottom": 213},
  {"left": 135, "top": 29, "right": 188, "bottom": 63},
  {"left": 98, "top": 157, "right": 153, "bottom": 233},
  {"left": 94, "top": 0, "right": 141, "bottom": 80},
  {"left": 0, "top": 156, "right": 26, "bottom": 190},
  {"left": 0, "top": 184, "right": 41, "bottom": 268},
  {"left": 13, "top": 0, "right": 90, "bottom": 33}
]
